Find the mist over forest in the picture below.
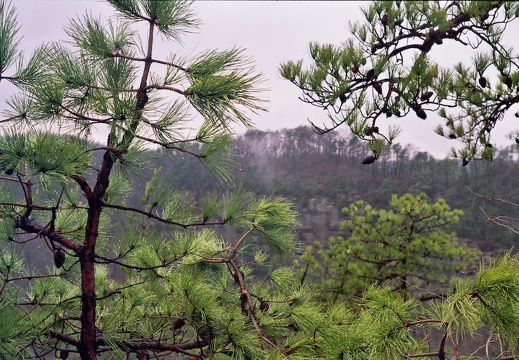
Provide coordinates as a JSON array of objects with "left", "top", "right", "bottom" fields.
[{"left": 135, "top": 125, "right": 519, "bottom": 254}]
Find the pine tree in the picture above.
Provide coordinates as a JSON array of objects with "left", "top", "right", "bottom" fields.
[
  {"left": 300, "top": 193, "right": 480, "bottom": 303},
  {"left": 0, "top": 1, "right": 308, "bottom": 358},
  {"left": 2, "top": 1, "right": 519, "bottom": 359},
  {"left": 297, "top": 194, "right": 519, "bottom": 359},
  {"left": 280, "top": 1, "right": 519, "bottom": 163}
]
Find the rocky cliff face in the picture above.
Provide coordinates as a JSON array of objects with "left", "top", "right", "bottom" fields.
[{"left": 296, "top": 197, "right": 343, "bottom": 245}]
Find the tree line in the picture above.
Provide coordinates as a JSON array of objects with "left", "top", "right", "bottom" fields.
[{"left": 150, "top": 125, "right": 519, "bottom": 253}]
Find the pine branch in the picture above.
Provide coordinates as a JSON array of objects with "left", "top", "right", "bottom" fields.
[
  {"left": 95, "top": 337, "right": 209, "bottom": 354},
  {"left": 71, "top": 174, "right": 93, "bottom": 201},
  {"left": 94, "top": 252, "right": 184, "bottom": 271},
  {"left": 228, "top": 258, "right": 278, "bottom": 351},
  {"left": 47, "top": 330, "right": 81, "bottom": 348},
  {"left": 143, "top": 84, "right": 184, "bottom": 94},
  {"left": 13, "top": 216, "right": 80, "bottom": 252},
  {"left": 108, "top": 52, "right": 188, "bottom": 72},
  {"left": 133, "top": 135, "right": 203, "bottom": 155},
  {"left": 100, "top": 201, "right": 226, "bottom": 228}
]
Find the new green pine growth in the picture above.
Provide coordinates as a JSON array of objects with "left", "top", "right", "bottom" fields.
[
  {"left": 249, "top": 197, "right": 298, "bottom": 257},
  {"left": 225, "top": 318, "right": 265, "bottom": 359},
  {"left": 477, "top": 252, "right": 519, "bottom": 304},
  {"left": 51, "top": 46, "right": 95, "bottom": 90},
  {"left": 0, "top": 131, "right": 91, "bottom": 183},
  {"left": 0, "top": 245, "right": 23, "bottom": 278},
  {"left": 139, "top": 0, "right": 200, "bottom": 41},
  {"left": 104, "top": 0, "right": 142, "bottom": 23},
  {"left": 12, "top": 44, "right": 53, "bottom": 87},
  {"left": 53, "top": 209, "right": 88, "bottom": 242},
  {"left": 161, "top": 191, "right": 197, "bottom": 225},
  {"left": 289, "top": 300, "right": 324, "bottom": 333},
  {"left": 148, "top": 99, "right": 190, "bottom": 143},
  {"left": 65, "top": 14, "right": 121, "bottom": 58},
  {"left": 358, "top": 286, "right": 418, "bottom": 358},
  {"left": 222, "top": 186, "right": 252, "bottom": 226},
  {"left": 316, "top": 311, "right": 372, "bottom": 358},
  {"left": 254, "top": 307, "right": 290, "bottom": 341},
  {"left": 199, "top": 133, "right": 236, "bottom": 182},
  {"left": 0, "top": 215, "right": 15, "bottom": 246},
  {"left": 201, "top": 192, "right": 224, "bottom": 222},
  {"left": 31, "top": 80, "right": 66, "bottom": 119},
  {"left": 431, "top": 283, "right": 482, "bottom": 339},
  {"left": 3, "top": 93, "right": 34, "bottom": 126},
  {"left": 476, "top": 252, "right": 519, "bottom": 350},
  {"left": 0, "top": 292, "right": 35, "bottom": 359},
  {"left": 268, "top": 267, "right": 299, "bottom": 292},
  {"left": 185, "top": 71, "right": 265, "bottom": 130},
  {"left": 180, "top": 229, "right": 224, "bottom": 265},
  {"left": 187, "top": 48, "right": 249, "bottom": 81},
  {"left": 103, "top": 171, "right": 133, "bottom": 204},
  {"left": 144, "top": 173, "right": 191, "bottom": 218},
  {"left": 99, "top": 56, "right": 136, "bottom": 91}
]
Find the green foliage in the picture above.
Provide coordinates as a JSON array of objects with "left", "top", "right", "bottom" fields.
[
  {"left": 281, "top": 0, "right": 519, "bottom": 162},
  {"left": 248, "top": 197, "right": 298, "bottom": 257},
  {"left": 475, "top": 252, "right": 519, "bottom": 349},
  {"left": 0, "top": 131, "right": 92, "bottom": 182},
  {"left": 107, "top": 0, "right": 201, "bottom": 41},
  {"left": 302, "top": 193, "right": 480, "bottom": 302},
  {"left": 198, "top": 132, "right": 237, "bottom": 182},
  {"left": 0, "top": 0, "right": 19, "bottom": 74},
  {"left": 0, "top": 1, "right": 328, "bottom": 358},
  {"left": 185, "top": 70, "right": 265, "bottom": 130},
  {"left": 1, "top": 0, "right": 519, "bottom": 359},
  {"left": 310, "top": 255, "right": 519, "bottom": 359}
]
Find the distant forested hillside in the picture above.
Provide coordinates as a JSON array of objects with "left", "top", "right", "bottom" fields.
[{"left": 135, "top": 126, "right": 519, "bottom": 253}]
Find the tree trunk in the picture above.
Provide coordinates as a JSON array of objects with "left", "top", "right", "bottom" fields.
[
  {"left": 79, "top": 203, "right": 102, "bottom": 359},
  {"left": 79, "top": 247, "right": 97, "bottom": 359},
  {"left": 78, "top": 151, "right": 115, "bottom": 359},
  {"left": 76, "top": 19, "right": 153, "bottom": 358}
]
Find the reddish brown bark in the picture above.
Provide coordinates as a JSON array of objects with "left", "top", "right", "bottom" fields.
[
  {"left": 78, "top": 146, "right": 118, "bottom": 359},
  {"left": 78, "top": 204, "right": 102, "bottom": 359}
]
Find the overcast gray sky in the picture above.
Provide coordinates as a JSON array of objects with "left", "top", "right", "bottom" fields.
[{"left": 5, "top": 1, "right": 519, "bottom": 158}]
